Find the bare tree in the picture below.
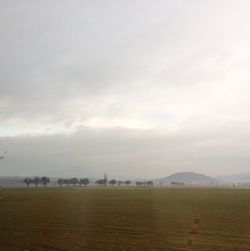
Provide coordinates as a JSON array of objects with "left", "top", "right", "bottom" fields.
[
  {"left": 117, "top": 180, "right": 123, "bottom": 186},
  {"left": 23, "top": 177, "right": 32, "bottom": 187},
  {"left": 146, "top": 181, "right": 154, "bottom": 186},
  {"left": 136, "top": 181, "right": 146, "bottom": 187},
  {"left": 63, "top": 179, "right": 70, "bottom": 186},
  {"left": 80, "top": 178, "right": 90, "bottom": 186},
  {"left": 57, "top": 178, "right": 63, "bottom": 187},
  {"left": 109, "top": 179, "right": 117, "bottom": 186},
  {"left": 41, "top": 176, "right": 50, "bottom": 186},
  {"left": 96, "top": 179, "right": 105, "bottom": 186},
  {"left": 125, "top": 180, "right": 131, "bottom": 186},
  {"left": 69, "top": 178, "right": 79, "bottom": 186},
  {"left": 33, "top": 177, "right": 41, "bottom": 187}
]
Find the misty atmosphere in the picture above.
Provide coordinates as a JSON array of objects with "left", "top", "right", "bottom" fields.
[
  {"left": 1, "top": 1, "right": 250, "bottom": 251},
  {"left": 1, "top": 0, "right": 250, "bottom": 178}
]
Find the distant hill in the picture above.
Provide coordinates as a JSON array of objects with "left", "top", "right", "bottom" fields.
[
  {"left": 0, "top": 176, "right": 24, "bottom": 187},
  {"left": 158, "top": 172, "right": 219, "bottom": 185},
  {"left": 218, "top": 173, "right": 250, "bottom": 184}
]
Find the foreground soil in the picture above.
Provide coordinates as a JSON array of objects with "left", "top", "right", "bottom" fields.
[{"left": 0, "top": 187, "right": 250, "bottom": 251}]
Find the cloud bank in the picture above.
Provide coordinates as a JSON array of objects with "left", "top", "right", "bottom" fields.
[{"left": 1, "top": 1, "right": 250, "bottom": 177}]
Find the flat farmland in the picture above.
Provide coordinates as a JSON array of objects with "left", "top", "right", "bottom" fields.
[{"left": 0, "top": 188, "right": 250, "bottom": 251}]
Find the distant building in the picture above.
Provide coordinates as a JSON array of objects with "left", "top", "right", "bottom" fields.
[{"left": 104, "top": 173, "right": 108, "bottom": 186}]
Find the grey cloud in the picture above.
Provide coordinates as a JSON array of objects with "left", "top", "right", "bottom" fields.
[
  {"left": 1, "top": 126, "right": 250, "bottom": 178},
  {"left": 1, "top": 1, "right": 250, "bottom": 176},
  {"left": 2, "top": 0, "right": 248, "bottom": 122}
]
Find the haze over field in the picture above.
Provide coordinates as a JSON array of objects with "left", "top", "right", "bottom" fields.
[{"left": 1, "top": 1, "right": 250, "bottom": 178}]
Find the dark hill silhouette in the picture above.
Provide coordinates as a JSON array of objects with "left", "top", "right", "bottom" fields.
[{"left": 160, "top": 172, "right": 218, "bottom": 185}]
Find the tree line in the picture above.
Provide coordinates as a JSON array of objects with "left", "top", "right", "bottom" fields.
[
  {"left": 95, "top": 179, "right": 154, "bottom": 186},
  {"left": 95, "top": 179, "right": 132, "bottom": 186},
  {"left": 23, "top": 176, "right": 154, "bottom": 187},
  {"left": 57, "top": 178, "right": 90, "bottom": 186},
  {"left": 22, "top": 177, "right": 90, "bottom": 187},
  {"left": 23, "top": 176, "right": 50, "bottom": 187},
  {"left": 136, "top": 181, "right": 154, "bottom": 186}
]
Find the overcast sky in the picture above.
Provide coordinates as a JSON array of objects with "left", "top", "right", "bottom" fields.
[{"left": 1, "top": 0, "right": 250, "bottom": 178}]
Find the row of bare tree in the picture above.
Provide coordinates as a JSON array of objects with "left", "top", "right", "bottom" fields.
[
  {"left": 136, "top": 181, "right": 154, "bottom": 186},
  {"left": 95, "top": 179, "right": 154, "bottom": 186},
  {"left": 57, "top": 178, "right": 90, "bottom": 186},
  {"left": 95, "top": 179, "right": 132, "bottom": 186},
  {"left": 23, "top": 176, "right": 50, "bottom": 187},
  {"left": 23, "top": 177, "right": 154, "bottom": 187}
]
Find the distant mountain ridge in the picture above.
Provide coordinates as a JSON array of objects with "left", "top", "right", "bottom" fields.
[
  {"left": 159, "top": 172, "right": 219, "bottom": 185},
  {"left": 218, "top": 173, "right": 250, "bottom": 183}
]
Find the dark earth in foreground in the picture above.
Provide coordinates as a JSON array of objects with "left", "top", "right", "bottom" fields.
[{"left": 0, "top": 187, "right": 250, "bottom": 251}]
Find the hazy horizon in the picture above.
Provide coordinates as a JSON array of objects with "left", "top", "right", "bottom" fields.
[{"left": 1, "top": 1, "right": 250, "bottom": 178}]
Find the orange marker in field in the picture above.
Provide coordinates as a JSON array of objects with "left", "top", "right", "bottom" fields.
[{"left": 186, "top": 213, "right": 203, "bottom": 251}]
